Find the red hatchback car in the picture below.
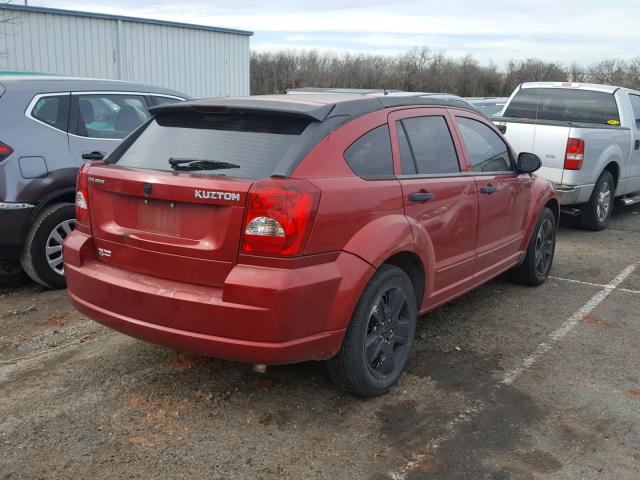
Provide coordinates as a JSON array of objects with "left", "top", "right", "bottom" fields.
[{"left": 64, "top": 94, "right": 558, "bottom": 396}]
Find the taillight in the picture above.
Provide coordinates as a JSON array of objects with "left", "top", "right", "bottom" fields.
[
  {"left": 241, "top": 179, "right": 320, "bottom": 256},
  {"left": 75, "top": 162, "right": 91, "bottom": 229},
  {"left": 564, "top": 138, "right": 584, "bottom": 170},
  {"left": 0, "top": 140, "right": 13, "bottom": 161}
]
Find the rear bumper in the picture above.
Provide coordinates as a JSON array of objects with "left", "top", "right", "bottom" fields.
[
  {"left": 64, "top": 231, "right": 375, "bottom": 365},
  {"left": 554, "top": 183, "right": 594, "bottom": 206},
  {"left": 0, "top": 203, "right": 34, "bottom": 259}
]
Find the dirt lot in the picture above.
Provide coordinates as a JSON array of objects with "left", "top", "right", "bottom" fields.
[{"left": 1, "top": 205, "right": 639, "bottom": 480}]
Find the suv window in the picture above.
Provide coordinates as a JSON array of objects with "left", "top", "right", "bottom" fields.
[
  {"left": 114, "top": 112, "right": 311, "bottom": 180},
  {"left": 74, "top": 94, "right": 151, "bottom": 139},
  {"left": 344, "top": 125, "right": 393, "bottom": 178},
  {"left": 503, "top": 88, "right": 620, "bottom": 125},
  {"left": 456, "top": 117, "right": 512, "bottom": 172},
  {"left": 31, "top": 95, "right": 70, "bottom": 131},
  {"left": 399, "top": 116, "right": 459, "bottom": 175},
  {"left": 629, "top": 94, "right": 640, "bottom": 130}
]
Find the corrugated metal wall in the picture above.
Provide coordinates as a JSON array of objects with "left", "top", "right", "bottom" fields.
[{"left": 0, "top": 7, "right": 251, "bottom": 98}]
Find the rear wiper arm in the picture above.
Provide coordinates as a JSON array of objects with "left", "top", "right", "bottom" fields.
[{"left": 168, "top": 158, "right": 241, "bottom": 171}]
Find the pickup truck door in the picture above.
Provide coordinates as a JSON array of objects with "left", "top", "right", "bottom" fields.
[
  {"left": 388, "top": 108, "right": 478, "bottom": 308},
  {"left": 627, "top": 93, "right": 640, "bottom": 193},
  {"left": 452, "top": 111, "right": 532, "bottom": 281}
]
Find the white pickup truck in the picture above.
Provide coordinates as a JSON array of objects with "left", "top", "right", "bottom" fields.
[{"left": 496, "top": 82, "right": 640, "bottom": 230}]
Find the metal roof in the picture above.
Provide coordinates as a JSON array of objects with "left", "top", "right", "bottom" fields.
[
  {"left": 151, "top": 93, "right": 478, "bottom": 121},
  {"left": 0, "top": 4, "right": 253, "bottom": 36}
]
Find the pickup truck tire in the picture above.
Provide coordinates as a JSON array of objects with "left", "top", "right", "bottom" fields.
[
  {"left": 579, "top": 170, "right": 614, "bottom": 231},
  {"left": 511, "top": 207, "right": 556, "bottom": 286},
  {"left": 326, "top": 265, "right": 417, "bottom": 397},
  {"left": 20, "top": 203, "right": 75, "bottom": 290}
]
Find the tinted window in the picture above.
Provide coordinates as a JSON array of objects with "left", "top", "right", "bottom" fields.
[
  {"left": 503, "top": 88, "right": 620, "bottom": 125},
  {"left": 456, "top": 117, "right": 512, "bottom": 172},
  {"left": 115, "top": 113, "right": 311, "bottom": 180},
  {"left": 152, "top": 96, "right": 183, "bottom": 106},
  {"left": 344, "top": 125, "right": 393, "bottom": 178},
  {"left": 397, "top": 123, "right": 416, "bottom": 174},
  {"left": 31, "top": 95, "right": 69, "bottom": 131},
  {"left": 401, "top": 116, "right": 459, "bottom": 174},
  {"left": 630, "top": 94, "right": 640, "bottom": 130},
  {"left": 75, "top": 94, "right": 151, "bottom": 139}
]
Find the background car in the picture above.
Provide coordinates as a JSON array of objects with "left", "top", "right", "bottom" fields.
[
  {"left": 0, "top": 75, "right": 189, "bottom": 288},
  {"left": 466, "top": 97, "right": 509, "bottom": 116},
  {"left": 64, "top": 93, "right": 558, "bottom": 396}
]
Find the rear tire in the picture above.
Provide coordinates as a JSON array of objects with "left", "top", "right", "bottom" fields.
[
  {"left": 511, "top": 207, "right": 556, "bottom": 286},
  {"left": 20, "top": 203, "right": 75, "bottom": 290},
  {"left": 0, "top": 260, "right": 30, "bottom": 288},
  {"left": 579, "top": 170, "right": 614, "bottom": 231},
  {"left": 326, "top": 265, "right": 417, "bottom": 397}
]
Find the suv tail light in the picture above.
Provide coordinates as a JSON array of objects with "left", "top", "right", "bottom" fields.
[
  {"left": 75, "top": 162, "right": 92, "bottom": 232},
  {"left": 564, "top": 138, "right": 584, "bottom": 170},
  {"left": 241, "top": 179, "right": 320, "bottom": 256},
  {"left": 0, "top": 140, "right": 13, "bottom": 161}
]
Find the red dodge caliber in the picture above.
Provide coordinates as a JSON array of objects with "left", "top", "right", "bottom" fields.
[{"left": 64, "top": 94, "right": 558, "bottom": 396}]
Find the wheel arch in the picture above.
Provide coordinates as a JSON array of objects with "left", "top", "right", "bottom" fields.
[{"left": 382, "top": 251, "right": 425, "bottom": 310}]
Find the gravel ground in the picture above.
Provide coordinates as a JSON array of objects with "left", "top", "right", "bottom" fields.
[{"left": 1, "top": 204, "right": 639, "bottom": 480}]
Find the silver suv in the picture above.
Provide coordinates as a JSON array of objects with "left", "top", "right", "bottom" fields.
[{"left": 0, "top": 76, "right": 188, "bottom": 288}]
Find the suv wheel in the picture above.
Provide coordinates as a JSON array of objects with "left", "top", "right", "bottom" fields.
[
  {"left": 0, "top": 260, "right": 30, "bottom": 288},
  {"left": 579, "top": 170, "right": 614, "bottom": 231},
  {"left": 21, "top": 203, "right": 76, "bottom": 289},
  {"left": 326, "top": 265, "right": 417, "bottom": 397},
  {"left": 511, "top": 207, "right": 556, "bottom": 286}
]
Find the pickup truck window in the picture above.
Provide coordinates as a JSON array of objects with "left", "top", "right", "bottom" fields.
[
  {"left": 503, "top": 88, "right": 620, "bottom": 126},
  {"left": 456, "top": 117, "right": 512, "bottom": 173},
  {"left": 629, "top": 94, "right": 640, "bottom": 130}
]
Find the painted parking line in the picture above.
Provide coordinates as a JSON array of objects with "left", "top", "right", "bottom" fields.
[
  {"left": 388, "top": 261, "right": 638, "bottom": 480},
  {"left": 550, "top": 275, "right": 640, "bottom": 295}
]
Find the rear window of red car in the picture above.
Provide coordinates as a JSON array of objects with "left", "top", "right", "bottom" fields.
[{"left": 113, "top": 112, "right": 311, "bottom": 179}]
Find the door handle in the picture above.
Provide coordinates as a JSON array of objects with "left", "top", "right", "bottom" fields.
[
  {"left": 82, "top": 151, "right": 105, "bottom": 161},
  {"left": 635, "top": 140, "right": 640, "bottom": 150},
  {"left": 408, "top": 192, "right": 434, "bottom": 203},
  {"left": 480, "top": 184, "right": 497, "bottom": 194}
]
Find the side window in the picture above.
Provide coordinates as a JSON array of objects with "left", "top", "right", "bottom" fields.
[
  {"left": 152, "top": 95, "right": 182, "bottom": 107},
  {"left": 400, "top": 116, "right": 460, "bottom": 174},
  {"left": 630, "top": 95, "right": 640, "bottom": 130},
  {"left": 74, "top": 94, "right": 151, "bottom": 139},
  {"left": 396, "top": 122, "right": 416, "bottom": 174},
  {"left": 455, "top": 117, "right": 513, "bottom": 172},
  {"left": 344, "top": 125, "right": 393, "bottom": 178},
  {"left": 31, "top": 95, "right": 70, "bottom": 131}
]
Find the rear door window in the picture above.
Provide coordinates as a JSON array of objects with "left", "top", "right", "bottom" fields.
[
  {"left": 344, "top": 125, "right": 393, "bottom": 178},
  {"left": 399, "top": 116, "right": 460, "bottom": 175},
  {"left": 114, "top": 112, "right": 311, "bottom": 180},
  {"left": 73, "top": 94, "right": 151, "bottom": 139},
  {"left": 503, "top": 88, "right": 620, "bottom": 125},
  {"left": 456, "top": 117, "right": 513, "bottom": 172},
  {"left": 31, "top": 94, "right": 70, "bottom": 131}
]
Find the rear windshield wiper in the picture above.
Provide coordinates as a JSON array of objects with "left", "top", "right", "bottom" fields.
[{"left": 168, "top": 158, "right": 241, "bottom": 171}]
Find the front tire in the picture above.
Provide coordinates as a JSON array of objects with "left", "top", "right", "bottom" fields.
[
  {"left": 579, "top": 170, "right": 614, "bottom": 231},
  {"left": 326, "top": 265, "right": 417, "bottom": 397},
  {"left": 511, "top": 207, "right": 556, "bottom": 286},
  {"left": 20, "top": 203, "right": 76, "bottom": 289}
]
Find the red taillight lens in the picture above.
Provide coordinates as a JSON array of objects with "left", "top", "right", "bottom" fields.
[
  {"left": 564, "top": 138, "right": 584, "bottom": 170},
  {"left": 241, "top": 179, "right": 320, "bottom": 256},
  {"left": 75, "top": 162, "right": 91, "bottom": 229},
  {"left": 0, "top": 140, "right": 13, "bottom": 161}
]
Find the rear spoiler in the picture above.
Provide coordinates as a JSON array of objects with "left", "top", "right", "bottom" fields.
[{"left": 149, "top": 98, "right": 335, "bottom": 122}]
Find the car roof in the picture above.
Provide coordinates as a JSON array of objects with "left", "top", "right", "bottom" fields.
[
  {"left": 0, "top": 75, "right": 189, "bottom": 98},
  {"left": 151, "top": 93, "right": 478, "bottom": 122}
]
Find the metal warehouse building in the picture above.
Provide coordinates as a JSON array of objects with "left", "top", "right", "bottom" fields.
[{"left": 0, "top": 4, "right": 252, "bottom": 98}]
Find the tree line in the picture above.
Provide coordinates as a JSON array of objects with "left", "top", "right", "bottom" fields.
[{"left": 250, "top": 48, "right": 640, "bottom": 97}]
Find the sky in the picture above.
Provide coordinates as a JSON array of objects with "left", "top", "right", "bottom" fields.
[{"left": 22, "top": 0, "right": 640, "bottom": 66}]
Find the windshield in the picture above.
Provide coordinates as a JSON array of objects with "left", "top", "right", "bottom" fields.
[
  {"left": 503, "top": 88, "right": 620, "bottom": 125},
  {"left": 114, "top": 113, "right": 311, "bottom": 179}
]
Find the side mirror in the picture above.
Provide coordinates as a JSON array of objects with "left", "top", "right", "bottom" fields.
[{"left": 517, "top": 152, "right": 541, "bottom": 173}]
